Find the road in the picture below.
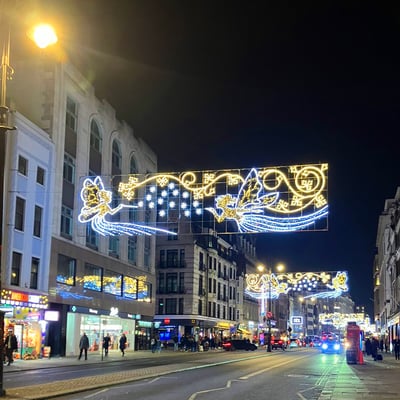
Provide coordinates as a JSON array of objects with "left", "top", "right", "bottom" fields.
[{"left": 4, "top": 348, "right": 400, "bottom": 399}]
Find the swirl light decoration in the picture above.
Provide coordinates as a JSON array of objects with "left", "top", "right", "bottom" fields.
[
  {"left": 245, "top": 271, "right": 348, "bottom": 300},
  {"left": 78, "top": 163, "right": 328, "bottom": 236}
]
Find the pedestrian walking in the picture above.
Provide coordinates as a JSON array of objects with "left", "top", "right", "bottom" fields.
[
  {"left": 103, "top": 333, "right": 111, "bottom": 356},
  {"left": 151, "top": 336, "right": 157, "bottom": 353},
  {"left": 78, "top": 332, "right": 90, "bottom": 360},
  {"left": 119, "top": 333, "right": 127, "bottom": 356},
  {"left": 4, "top": 329, "right": 18, "bottom": 366},
  {"left": 393, "top": 336, "right": 400, "bottom": 360}
]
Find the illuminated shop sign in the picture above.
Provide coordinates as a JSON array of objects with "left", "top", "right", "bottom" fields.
[
  {"left": 78, "top": 163, "right": 328, "bottom": 236},
  {"left": 291, "top": 316, "right": 303, "bottom": 324},
  {"left": 1, "top": 289, "right": 48, "bottom": 309}
]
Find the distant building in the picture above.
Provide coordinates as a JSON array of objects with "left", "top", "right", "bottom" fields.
[{"left": 374, "top": 187, "right": 400, "bottom": 341}]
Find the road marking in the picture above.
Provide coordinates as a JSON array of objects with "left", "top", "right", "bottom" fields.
[
  {"left": 240, "top": 355, "right": 309, "bottom": 379},
  {"left": 83, "top": 388, "right": 109, "bottom": 398},
  {"left": 188, "top": 354, "right": 310, "bottom": 399}
]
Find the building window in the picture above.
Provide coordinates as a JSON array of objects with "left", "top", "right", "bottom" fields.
[
  {"left": 158, "top": 273, "right": 165, "bottom": 294},
  {"left": 165, "top": 298, "right": 177, "bottom": 314},
  {"left": 112, "top": 140, "right": 121, "bottom": 169},
  {"left": 130, "top": 156, "right": 137, "bottom": 174},
  {"left": 15, "top": 197, "right": 25, "bottom": 231},
  {"left": 83, "top": 263, "right": 102, "bottom": 292},
  {"left": 179, "top": 272, "right": 185, "bottom": 293},
  {"left": 103, "top": 269, "right": 122, "bottom": 296},
  {"left": 158, "top": 298, "right": 164, "bottom": 314},
  {"left": 86, "top": 223, "right": 98, "bottom": 249},
  {"left": 61, "top": 205, "right": 73, "bottom": 236},
  {"left": 90, "top": 119, "right": 102, "bottom": 152},
  {"left": 18, "top": 155, "right": 28, "bottom": 176},
  {"left": 179, "top": 249, "right": 185, "bottom": 267},
  {"left": 123, "top": 276, "right": 138, "bottom": 299},
  {"left": 109, "top": 236, "right": 120, "bottom": 258},
  {"left": 167, "top": 228, "right": 178, "bottom": 241},
  {"left": 178, "top": 298, "right": 184, "bottom": 314},
  {"left": 33, "top": 205, "right": 42, "bottom": 237},
  {"left": 36, "top": 166, "right": 45, "bottom": 185},
  {"left": 63, "top": 153, "right": 75, "bottom": 184},
  {"left": 57, "top": 254, "right": 76, "bottom": 285},
  {"left": 166, "top": 273, "right": 178, "bottom": 293},
  {"left": 11, "top": 252, "right": 21, "bottom": 286},
  {"left": 30, "top": 257, "right": 39, "bottom": 289},
  {"left": 128, "top": 236, "right": 137, "bottom": 264},
  {"left": 159, "top": 250, "right": 166, "bottom": 268},
  {"left": 167, "top": 250, "right": 178, "bottom": 267},
  {"left": 138, "top": 281, "right": 151, "bottom": 302},
  {"left": 66, "top": 96, "right": 78, "bottom": 132},
  {"left": 198, "top": 299, "right": 203, "bottom": 315},
  {"left": 144, "top": 236, "right": 151, "bottom": 268}
]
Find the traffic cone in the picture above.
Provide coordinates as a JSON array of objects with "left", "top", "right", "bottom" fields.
[{"left": 358, "top": 349, "right": 364, "bottom": 365}]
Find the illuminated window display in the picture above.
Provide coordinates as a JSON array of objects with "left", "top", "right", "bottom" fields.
[
  {"left": 83, "top": 263, "right": 102, "bottom": 292},
  {"left": 123, "top": 276, "right": 138, "bottom": 299},
  {"left": 78, "top": 163, "right": 329, "bottom": 236},
  {"left": 103, "top": 269, "right": 122, "bottom": 296}
]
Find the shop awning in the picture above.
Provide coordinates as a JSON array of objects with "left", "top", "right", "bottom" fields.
[
  {"left": 215, "top": 322, "right": 231, "bottom": 329},
  {"left": 237, "top": 328, "right": 251, "bottom": 335}
]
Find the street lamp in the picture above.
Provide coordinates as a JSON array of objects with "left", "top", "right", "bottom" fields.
[
  {"left": 0, "top": 21, "right": 57, "bottom": 397},
  {"left": 257, "top": 263, "right": 285, "bottom": 353}
]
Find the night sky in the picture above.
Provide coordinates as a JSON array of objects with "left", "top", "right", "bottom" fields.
[{"left": 17, "top": 1, "right": 400, "bottom": 316}]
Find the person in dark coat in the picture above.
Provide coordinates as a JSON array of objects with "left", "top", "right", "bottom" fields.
[
  {"left": 103, "top": 333, "right": 111, "bottom": 356},
  {"left": 371, "top": 337, "right": 379, "bottom": 361},
  {"left": 4, "top": 329, "right": 18, "bottom": 365},
  {"left": 119, "top": 333, "right": 127, "bottom": 356},
  {"left": 78, "top": 332, "right": 90, "bottom": 360},
  {"left": 393, "top": 336, "right": 400, "bottom": 360},
  {"left": 365, "top": 337, "right": 371, "bottom": 356}
]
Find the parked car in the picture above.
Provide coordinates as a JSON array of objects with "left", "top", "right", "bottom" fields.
[{"left": 222, "top": 339, "right": 257, "bottom": 351}]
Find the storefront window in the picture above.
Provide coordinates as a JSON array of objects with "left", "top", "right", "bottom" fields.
[
  {"left": 123, "top": 276, "right": 138, "bottom": 299},
  {"left": 67, "top": 313, "right": 136, "bottom": 355},
  {"left": 103, "top": 269, "right": 122, "bottom": 295},
  {"left": 84, "top": 263, "right": 102, "bottom": 291},
  {"left": 57, "top": 254, "right": 76, "bottom": 285},
  {"left": 138, "top": 281, "right": 151, "bottom": 302}
]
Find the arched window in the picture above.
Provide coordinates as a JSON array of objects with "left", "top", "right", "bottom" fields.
[
  {"left": 112, "top": 140, "right": 121, "bottom": 170},
  {"left": 90, "top": 120, "right": 102, "bottom": 152},
  {"left": 130, "top": 156, "right": 137, "bottom": 174}
]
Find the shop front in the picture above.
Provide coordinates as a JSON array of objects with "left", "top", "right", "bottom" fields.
[
  {"left": 64, "top": 306, "right": 143, "bottom": 356},
  {"left": 0, "top": 289, "right": 48, "bottom": 360}
]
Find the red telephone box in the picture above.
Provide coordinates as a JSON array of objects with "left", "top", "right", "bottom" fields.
[{"left": 346, "top": 322, "right": 361, "bottom": 364}]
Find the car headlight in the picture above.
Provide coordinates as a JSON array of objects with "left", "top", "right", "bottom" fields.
[
  {"left": 322, "top": 343, "right": 328, "bottom": 350},
  {"left": 334, "top": 343, "right": 340, "bottom": 351}
]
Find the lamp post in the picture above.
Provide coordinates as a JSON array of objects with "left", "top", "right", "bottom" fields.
[
  {"left": 0, "top": 22, "right": 57, "bottom": 397},
  {"left": 257, "top": 263, "right": 285, "bottom": 353}
]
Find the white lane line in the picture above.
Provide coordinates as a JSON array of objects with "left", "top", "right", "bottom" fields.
[
  {"left": 83, "top": 388, "right": 109, "bottom": 398},
  {"left": 240, "top": 355, "right": 309, "bottom": 379},
  {"left": 188, "top": 354, "right": 311, "bottom": 399}
]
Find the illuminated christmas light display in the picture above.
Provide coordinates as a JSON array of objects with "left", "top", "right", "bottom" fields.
[
  {"left": 78, "top": 163, "right": 328, "bottom": 236},
  {"left": 319, "top": 312, "right": 371, "bottom": 332},
  {"left": 245, "top": 271, "right": 348, "bottom": 299}
]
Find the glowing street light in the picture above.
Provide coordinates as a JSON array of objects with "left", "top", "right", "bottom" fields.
[
  {"left": 256, "top": 263, "right": 285, "bottom": 353},
  {"left": 30, "top": 24, "right": 58, "bottom": 49}
]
